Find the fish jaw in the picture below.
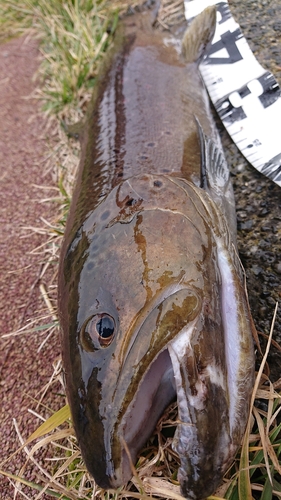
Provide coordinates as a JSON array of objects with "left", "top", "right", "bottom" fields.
[{"left": 168, "top": 333, "right": 233, "bottom": 500}]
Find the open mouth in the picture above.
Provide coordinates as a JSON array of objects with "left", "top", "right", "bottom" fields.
[
  {"left": 121, "top": 348, "right": 176, "bottom": 473},
  {"left": 111, "top": 285, "right": 201, "bottom": 487}
]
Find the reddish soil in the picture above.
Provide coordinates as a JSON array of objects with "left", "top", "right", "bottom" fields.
[{"left": 0, "top": 37, "right": 61, "bottom": 497}]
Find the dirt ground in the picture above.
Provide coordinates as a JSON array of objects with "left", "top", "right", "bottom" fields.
[{"left": 0, "top": 36, "right": 61, "bottom": 497}]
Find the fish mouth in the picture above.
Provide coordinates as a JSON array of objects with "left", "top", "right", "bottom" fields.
[
  {"left": 81, "top": 346, "right": 177, "bottom": 490},
  {"left": 122, "top": 348, "right": 175, "bottom": 447},
  {"left": 116, "top": 348, "right": 176, "bottom": 486},
  {"left": 103, "top": 286, "right": 201, "bottom": 488}
]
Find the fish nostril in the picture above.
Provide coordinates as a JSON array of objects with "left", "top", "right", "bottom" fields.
[
  {"left": 126, "top": 197, "right": 136, "bottom": 206},
  {"left": 153, "top": 180, "right": 163, "bottom": 188}
]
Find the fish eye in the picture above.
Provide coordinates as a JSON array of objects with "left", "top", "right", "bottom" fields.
[{"left": 80, "top": 313, "right": 115, "bottom": 351}]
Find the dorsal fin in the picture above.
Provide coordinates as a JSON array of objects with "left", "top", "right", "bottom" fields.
[
  {"left": 181, "top": 6, "right": 217, "bottom": 64},
  {"left": 195, "top": 116, "right": 230, "bottom": 193}
]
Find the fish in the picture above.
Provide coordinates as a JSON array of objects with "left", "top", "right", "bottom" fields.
[{"left": 58, "top": 3, "right": 255, "bottom": 499}]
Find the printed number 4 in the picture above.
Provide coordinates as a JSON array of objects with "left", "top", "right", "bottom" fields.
[{"left": 206, "top": 28, "right": 243, "bottom": 65}]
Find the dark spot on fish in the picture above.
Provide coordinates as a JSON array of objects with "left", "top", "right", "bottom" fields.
[
  {"left": 87, "top": 262, "right": 95, "bottom": 271},
  {"left": 247, "top": 144, "right": 254, "bottom": 148},
  {"left": 140, "top": 154, "right": 149, "bottom": 160},
  {"left": 164, "top": 130, "right": 172, "bottom": 135},
  {"left": 101, "top": 210, "right": 110, "bottom": 221},
  {"left": 162, "top": 168, "right": 170, "bottom": 173},
  {"left": 78, "top": 404, "right": 89, "bottom": 430},
  {"left": 90, "top": 244, "right": 99, "bottom": 255},
  {"left": 153, "top": 180, "right": 163, "bottom": 187},
  {"left": 146, "top": 142, "right": 156, "bottom": 147}
]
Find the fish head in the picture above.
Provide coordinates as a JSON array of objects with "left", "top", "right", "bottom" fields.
[
  {"left": 59, "top": 174, "right": 254, "bottom": 497},
  {"left": 59, "top": 174, "right": 209, "bottom": 487}
]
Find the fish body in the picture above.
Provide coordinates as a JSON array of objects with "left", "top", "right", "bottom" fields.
[{"left": 58, "top": 5, "right": 255, "bottom": 499}]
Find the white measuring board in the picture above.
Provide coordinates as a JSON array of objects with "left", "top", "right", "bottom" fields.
[{"left": 184, "top": 0, "right": 281, "bottom": 187}]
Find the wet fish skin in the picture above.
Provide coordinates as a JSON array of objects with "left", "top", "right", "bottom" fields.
[{"left": 58, "top": 5, "right": 255, "bottom": 499}]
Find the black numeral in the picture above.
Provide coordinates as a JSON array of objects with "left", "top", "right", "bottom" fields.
[{"left": 205, "top": 28, "right": 243, "bottom": 65}]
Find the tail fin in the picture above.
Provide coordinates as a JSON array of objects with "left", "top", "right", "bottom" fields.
[{"left": 181, "top": 6, "right": 216, "bottom": 64}]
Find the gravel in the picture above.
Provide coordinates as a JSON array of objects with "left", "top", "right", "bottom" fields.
[{"left": 219, "top": 0, "right": 281, "bottom": 378}]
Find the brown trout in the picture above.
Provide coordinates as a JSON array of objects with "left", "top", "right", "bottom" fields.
[{"left": 58, "top": 4, "right": 255, "bottom": 499}]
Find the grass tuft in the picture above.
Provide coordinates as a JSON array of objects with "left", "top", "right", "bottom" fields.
[{"left": 0, "top": 0, "right": 119, "bottom": 116}]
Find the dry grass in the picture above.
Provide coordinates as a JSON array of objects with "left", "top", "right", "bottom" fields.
[{"left": 0, "top": 1, "right": 281, "bottom": 499}]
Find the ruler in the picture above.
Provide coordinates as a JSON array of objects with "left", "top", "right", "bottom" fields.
[{"left": 184, "top": 0, "right": 281, "bottom": 187}]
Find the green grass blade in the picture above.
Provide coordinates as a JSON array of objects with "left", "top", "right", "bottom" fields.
[
  {"left": 225, "top": 477, "right": 238, "bottom": 500},
  {"left": 238, "top": 431, "right": 252, "bottom": 500},
  {"left": 260, "top": 474, "right": 273, "bottom": 500},
  {"left": 272, "top": 478, "right": 281, "bottom": 493},
  {"left": 26, "top": 404, "right": 71, "bottom": 444}
]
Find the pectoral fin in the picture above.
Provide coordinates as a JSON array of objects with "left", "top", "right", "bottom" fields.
[
  {"left": 196, "top": 117, "right": 237, "bottom": 237},
  {"left": 195, "top": 116, "right": 230, "bottom": 192}
]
